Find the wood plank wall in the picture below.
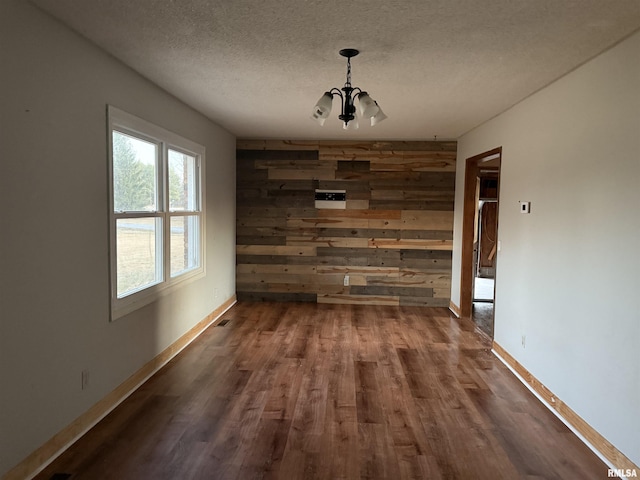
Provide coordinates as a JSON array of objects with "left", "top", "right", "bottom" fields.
[{"left": 236, "top": 139, "right": 457, "bottom": 306}]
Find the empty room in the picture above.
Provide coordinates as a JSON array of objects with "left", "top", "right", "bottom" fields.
[{"left": 1, "top": 1, "right": 639, "bottom": 479}]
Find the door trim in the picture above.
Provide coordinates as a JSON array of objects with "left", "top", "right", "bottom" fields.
[{"left": 460, "top": 147, "right": 502, "bottom": 318}]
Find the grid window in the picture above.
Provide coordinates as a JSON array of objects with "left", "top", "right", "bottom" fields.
[{"left": 108, "top": 106, "right": 205, "bottom": 319}]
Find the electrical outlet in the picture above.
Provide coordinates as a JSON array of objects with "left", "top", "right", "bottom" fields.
[
  {"left": 81, "top": 370, "right": 89, "bottom": 390},
  {"left": 343, "top": 275, "right": 350, "bottom": 286}
]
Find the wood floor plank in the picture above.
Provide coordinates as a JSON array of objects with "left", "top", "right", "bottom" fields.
[
  {"left": 35, "top": 302, "right": 609, "bottom": 480},
  {"left": 358, "top": 423, "right": 401, "bottom": 479},
  {"left": 355, "top": 361, "right": 385, "bottom": 425}
]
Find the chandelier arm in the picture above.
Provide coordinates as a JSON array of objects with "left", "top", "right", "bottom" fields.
[
  {"left": 329, "top": 88, "right": 346, "bottom": 117},
  {"left": 328, "top": 87, "right": 343, "bottom": 98}
]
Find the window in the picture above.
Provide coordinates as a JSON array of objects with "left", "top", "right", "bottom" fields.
[{"left": 108, "top": 106, "right": 205, "bottom": 319}]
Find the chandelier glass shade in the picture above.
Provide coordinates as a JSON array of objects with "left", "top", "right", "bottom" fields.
[{"left": 311, "top": 49, "right": 386, "bottom": 129}]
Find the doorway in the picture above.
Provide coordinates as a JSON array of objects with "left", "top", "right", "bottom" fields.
[{"left": 460, "top": 148, "right": 501, "bottom": 338}]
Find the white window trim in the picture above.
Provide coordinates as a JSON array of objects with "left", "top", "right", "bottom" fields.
[{"left": 107, "top": 106, "right": 206, "bottom": 320}]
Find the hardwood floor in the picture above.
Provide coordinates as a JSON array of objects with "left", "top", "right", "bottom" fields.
[
  {"left": 472, "top": 302, "right": 494, "bottom": 338},
  {"left": 36, "top": 302, "right": 606, "bottom": 479}
]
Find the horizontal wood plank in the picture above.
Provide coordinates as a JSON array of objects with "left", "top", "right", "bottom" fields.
[{"left": 236, "top": 245, "right": 317, "bottom": 256}]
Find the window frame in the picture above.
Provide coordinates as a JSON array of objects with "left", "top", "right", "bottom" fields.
[{"left": 107, "top": 106, "right": 206, "bottom": 320}]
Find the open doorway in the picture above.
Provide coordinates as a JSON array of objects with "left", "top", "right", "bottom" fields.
[{"left": 460, "top": 148, "right": 501, "bottom": 338}]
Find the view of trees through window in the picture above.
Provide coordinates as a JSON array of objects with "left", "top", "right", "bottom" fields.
[
  {"left": 112, "top": 131, "right": 200, "bottom": 297},
  {"left": 112, "top": 132, "right": 157, "bottom": 212}
]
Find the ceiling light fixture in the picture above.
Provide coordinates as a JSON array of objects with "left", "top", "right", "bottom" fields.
[{"left": 311, "top": 49, "right": 387, "bottom": 130}]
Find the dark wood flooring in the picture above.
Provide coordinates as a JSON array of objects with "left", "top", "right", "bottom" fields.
[
  {"left": 472, "top": 302, "right": 494, "bottom": 338},
  {"left": 36, "top": 302, "right": 607, "bottom": 479}
]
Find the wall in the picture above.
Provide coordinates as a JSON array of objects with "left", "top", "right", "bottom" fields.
[
  {"left": 237, "top": 140, "right": 456, "bottom": 306},
  {"left": 451, "top": 31, "right": 640, "bottom": 465},
  {"left": 0, "top": 1, "right": 236, "bottom": 476}
]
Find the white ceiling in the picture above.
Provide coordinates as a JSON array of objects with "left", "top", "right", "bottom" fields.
[{"left": 32, "top": 0, "right": 640, "bottom": 140}]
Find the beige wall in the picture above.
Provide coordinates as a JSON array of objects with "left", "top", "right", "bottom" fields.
[
  {"left": 451, "top": 31, "right": 640, "bottom": 465},
  {"left": 0, "top": 1, "right": 236, "bottom": 476}
]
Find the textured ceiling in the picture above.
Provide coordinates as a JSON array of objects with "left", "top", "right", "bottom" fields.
[{"left": 31, "top": 0, "right": 640, "bottom": 140}]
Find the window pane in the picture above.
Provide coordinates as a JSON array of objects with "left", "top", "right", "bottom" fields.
[
  {"left": 113, "top": 131, "right": 158, "bottom": 212},
  {"left": 116, "top": 217, "right": 163, "bottom": 297},
  {"left": 170, "top": 215, "right": 199, "bottom": 277},
  {"left": 168, "top": 149, "right": 198, "bottom": 211}
]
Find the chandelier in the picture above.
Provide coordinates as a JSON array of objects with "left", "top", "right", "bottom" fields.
[{"left": 311, "top": 49, "right": 387, "bottom": 129}]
